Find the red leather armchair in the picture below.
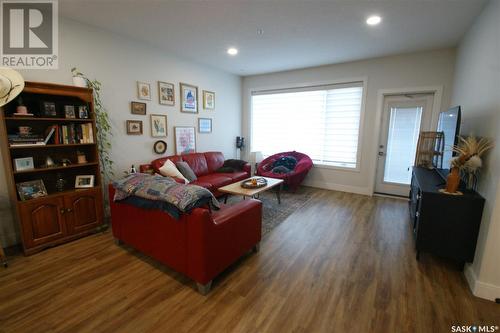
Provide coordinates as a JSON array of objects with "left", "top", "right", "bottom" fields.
[
  {"left": 109, "top": 186, "right": 262, "bottom": 294},
  {"left": 140, "top": 152, "right": 251, "bottom": 197},
  {"left": 257, "top": 151, "right": 313, "bottom": 191}
]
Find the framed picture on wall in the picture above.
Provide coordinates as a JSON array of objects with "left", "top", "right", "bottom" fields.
[
  {"left": 202, "top": 90, "right": 215, "bottom": 110},
  {"left": 158, "top": 81, "right": 175, "bottom": 106},
  {"left": 150, "top": 114, "right": 167, "bottom": 137},
  {"left": 174, "top": 126, "right": 196, "bottom": 155},
  {"left": 198, "top": 118, "right": 212, "bottom": 133},
  {"left": 131, "top": 101, "right": 146, "bottom": 115},
  {"left": 137, "top": 81, "right": 151, "bottom": 100},
  {"left": 180, "top": 83, "right": 198, "bottom": 113},
  {"left": 126, "top": 120, "right": 143, "bottom": 135}
]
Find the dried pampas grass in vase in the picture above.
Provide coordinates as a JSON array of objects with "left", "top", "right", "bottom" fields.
[{"left": 452, "top": 136, "right": 494, "bottom": 190}]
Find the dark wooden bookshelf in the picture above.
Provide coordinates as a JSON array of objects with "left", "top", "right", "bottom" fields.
[{"left": 0, "top": 81, "right": 104, "bottom": 255}]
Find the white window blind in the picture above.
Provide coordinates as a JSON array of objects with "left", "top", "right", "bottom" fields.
[{"left": 251, "top": 83, "right": 363, "bottom": 168}]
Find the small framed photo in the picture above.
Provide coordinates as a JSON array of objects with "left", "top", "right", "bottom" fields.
[
  {"left": 198, "top": 118, "right": 212, "bottom": 133},
  {"left": 131, "top": 101, "right": 146, "bottom": 115},
  {"left": 14, "top": 157, "right": 34, "bottom": 171},
  {"left": 174, "top": 126, "right": 196, "bottom": 155},
  {"left": 41, "top": 101, "right": 57, "bottom": 117},
  {"left": 126, "top": 120, "right": 143, "bottom": 135},
  {"left": 78, "top": 106, "right": 89, "bottom": 119},
  {"left": 16, "top": 179, "right": 47, "bottom": 201},
  {"left": 180, "top": 83, "right": 198, "bottom": 113},
  {"left": 150, "top": 114, "right": 167, "bottom": 137},
  {"left": 64, "top": 105, "right": 76, "bottom": 119},
  {"left": 158, "top": 81, "right": 175, "bottom": 106},
  {"left": 203, "top": 90, "right": 215, "bottom": 110},
  {"left": 75, "top": 175, "right": 95, "bottom": 188},
  {"left": 137, "top": 81, "right": 151, "bottom": 100}
]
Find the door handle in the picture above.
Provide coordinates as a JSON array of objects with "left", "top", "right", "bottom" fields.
[
  {"left": 60, "top": 208, "right": 65, "bottom": 215},
  {"left": 66, "top": 208, "right": 73, "bottom": 213},
  {"left": 378, "top": 151, "right": 384, "bottom": 156}
]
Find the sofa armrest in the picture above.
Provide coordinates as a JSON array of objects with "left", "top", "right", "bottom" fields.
[
  {"left": 140, "top": 164, "right": 154, "bottom": 174},
  {"left": 186, "top": 199, "right": 262, "bottom": 284},
  {"left": 243, "top": 163, "right": 252, "bottom": 177},
  {"left": 212, "top": 199, "right": 261, "bottom": 226}
]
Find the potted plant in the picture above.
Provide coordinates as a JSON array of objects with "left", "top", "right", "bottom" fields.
[{"left": 71, "top": 68, "right": 88, "bottom": 87}]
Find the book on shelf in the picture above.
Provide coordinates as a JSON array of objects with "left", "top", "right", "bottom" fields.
[
  {"left": 53, "top": 123, "right": 94, "bottom": 144},
  {"left": 7, "top": 123, "right": 94, "bottom": 146}
]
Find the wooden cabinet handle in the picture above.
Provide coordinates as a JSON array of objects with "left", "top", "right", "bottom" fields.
[
  {"left": 60, "top": 208, "right": 65, "bottom": 215},
  {"left": 66, "top": 208, "right": 73, "bottom": 213}
]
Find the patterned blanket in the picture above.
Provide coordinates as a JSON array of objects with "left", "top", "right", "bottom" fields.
[{"left": 113, "top": 173, "right": 220, "bottom": 214}]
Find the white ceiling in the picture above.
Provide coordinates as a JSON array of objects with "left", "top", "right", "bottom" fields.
[{"left": 60, "top": 0, "right": 487, "bottom": 76}]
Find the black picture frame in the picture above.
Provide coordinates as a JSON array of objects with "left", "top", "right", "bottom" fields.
[{"left": 40, "top": 101, "right": 57, "bottom": 117}]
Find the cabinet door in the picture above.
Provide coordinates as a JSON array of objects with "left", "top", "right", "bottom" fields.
[
  {"left": 64, "top": 188, "right": 103, "bottom": 234},
  {"left": 18, "top": 196, "right": 67, "bottom": 248}
]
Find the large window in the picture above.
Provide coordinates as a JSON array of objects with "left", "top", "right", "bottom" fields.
[{"left": 251, "top": 82, "right": 364, "bottom": 168}]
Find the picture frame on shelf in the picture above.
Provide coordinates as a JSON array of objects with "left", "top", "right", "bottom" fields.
[
  {"left": 180, "top": 83, "right": 198, "bottom": 113},
  {"left": 13, "top": 157, "right": 34, "bottom": 172},
  {"left": 158, "top": 81, "right": 175, "bottom": 106},
  {"left": 150, "top": 114, "right": 167, "bottom": 137},
  {"left": 75, "top": 175, "right": 95, "bottom": 188},
  {"left": 78, "top": 105, "right": 89, "bottom": 119},
  {"left": 202, "top": 90, "right": 215, "bottom": 110},
  {"left": 64, "top": 105, "right": 76, "bottom": 119},
  {"left": 174, "top": 126, "right": 196, "bottom": 155},
  {"left": 131, "top": 101, "right": 146, "bottom": 115},
  {"left": 41, "top": 101, "right": 57, "bottom": 117},
  {"left": 153, "top": 140, "right": 167, "bottom": 154},
  {"left": 137, "top": 81, "right": 152, "bottom": 100},
  {"left": 16, "top": 179, "right": 47, "bottom": 201},
  {"left": 126, "top": 120, "right": 143, "bottom": 135},
  {"left": 198, "top": 118, "right": 212, "bottom": 133}
]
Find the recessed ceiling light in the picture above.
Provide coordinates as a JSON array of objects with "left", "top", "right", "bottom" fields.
[
  {"left": 227, "top": 47, "right": 238, "bottom": 56},
  {"left": 366, "top": 15, "right": 382, "bottom": 26}
]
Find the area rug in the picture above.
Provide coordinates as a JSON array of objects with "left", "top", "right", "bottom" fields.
[{"left": 223, "top": 186, "right": 315, "bottom": 236}]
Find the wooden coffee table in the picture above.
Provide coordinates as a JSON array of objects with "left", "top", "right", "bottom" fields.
[{"left": 218, "top": 176, "right": 284, "bottom": 204}]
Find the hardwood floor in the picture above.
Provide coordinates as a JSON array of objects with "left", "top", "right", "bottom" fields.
[{"left": 0, "top": 188, "right": 498, "bottom": 333}]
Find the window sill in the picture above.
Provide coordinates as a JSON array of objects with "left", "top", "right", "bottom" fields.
[{"left": 312, "top": 163, "right": 361, "bottom": 173}]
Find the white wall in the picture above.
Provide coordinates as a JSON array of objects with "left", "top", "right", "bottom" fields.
[
  {"left": 452, "top": 0, "right": 500, "bottom": 301},
  {"left": 0, "top": 18, "right": 242, "bottom": 247},
  {"left": 242, "top": 49, "right": 456, "bottom": 195}
]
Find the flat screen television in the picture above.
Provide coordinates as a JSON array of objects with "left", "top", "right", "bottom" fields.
[{"left": 435, "top": 106, "right": 461, "bottom": 171}]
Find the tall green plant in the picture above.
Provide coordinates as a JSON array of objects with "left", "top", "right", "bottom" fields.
[{"left": 71, "top": 68, "right": 114, "bottom": 183}]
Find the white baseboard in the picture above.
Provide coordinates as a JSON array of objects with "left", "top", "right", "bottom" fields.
[
  {"left": 464, "top": 264, "right": 500, "bottom": 301},
  {"left": 303, "top": 180, "right": 372, "bottom": 196}
]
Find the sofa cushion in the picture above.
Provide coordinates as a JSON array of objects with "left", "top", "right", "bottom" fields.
[
  {"left": 175, "top": 161, "right": 197, "bottom": 182},
  {"left": 158, "top": 159, "right": 189, "bottom": 183},
  {"left": 190, "top": 180, "right": 214, "bottom": 191},
  {"left": 152, "top": 155, "right": 183, "bottom": 173},
  {"left": 204, "top": 152, "right": 225, "bottom": 173},
  {"left": 182, "top": 153, "right": 209, "bottom": 177},
  {"left": 196, "top": 174, "right": 233, "bottom": 188},
  {"left": 217, "top": 171, "right": 248, "bottom": 182}
]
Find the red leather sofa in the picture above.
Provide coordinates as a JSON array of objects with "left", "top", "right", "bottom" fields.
[
  {"left": 109, "top": 185, "right": 262, "bottom": 294},
  {"left": 256, "top": 151, "right": 313, "bottom": 191},
  {"left": 140, "top": 151, "right": 251, "bottom": 196}
]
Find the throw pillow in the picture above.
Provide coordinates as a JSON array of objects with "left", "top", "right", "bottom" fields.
[
  {"left": 272, "top": 165, "right": 291, "bottom": 174},
  {"left": 217, "top": 166, "right": 236, "bottom": 173},
  {"left": 223, "top": 159, "right": 247, "bottom": 171},
  {"left": 175, "top": 161, "right": 197, "bottom": 182},
  {"left": 158, "top": 159, "right": 189, "bottom": 183},
  {"left": 272, "top": 156, "right": 297, "bottom": 170}
]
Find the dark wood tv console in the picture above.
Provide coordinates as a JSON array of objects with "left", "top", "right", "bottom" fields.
[{"left": 409, "top": 167, "right": 485, "bottom": 269}]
